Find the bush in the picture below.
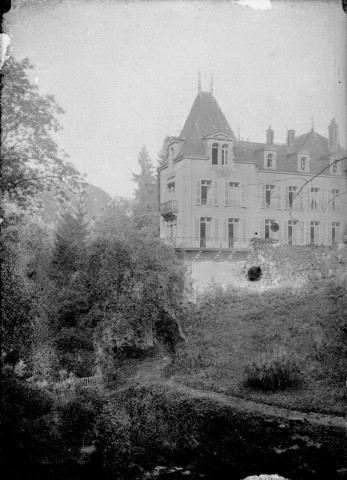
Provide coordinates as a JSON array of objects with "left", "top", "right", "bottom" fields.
[{"left": 244, "top": 347, "right": 302, "bottom": 391}]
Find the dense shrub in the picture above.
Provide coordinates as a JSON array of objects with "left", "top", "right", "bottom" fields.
[{"left": 244, "top": 347, "right": 302, "bottom": 391}]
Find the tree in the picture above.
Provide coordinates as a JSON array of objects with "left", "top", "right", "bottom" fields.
[
  {"left": 131, "top": 146, "right": 159, "bottom": 237},
  {"left": 1, "top": 56, "right": 81, "bottom": 216},
  {"left": 90, "top": 196, "right": 134, "bottom": 242}
]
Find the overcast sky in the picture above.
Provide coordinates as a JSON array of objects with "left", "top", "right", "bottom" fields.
[{"left": 5, "top": 0, "right": 347, "bottom": 198}]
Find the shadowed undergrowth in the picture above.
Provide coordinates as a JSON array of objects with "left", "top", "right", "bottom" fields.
[{"left": 167, "top": 281, "right": 347, "bottom": 415}]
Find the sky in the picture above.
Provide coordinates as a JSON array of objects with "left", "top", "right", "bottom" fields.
[{"left": 4, "top": 0, "right": 347, "bottom": 198}]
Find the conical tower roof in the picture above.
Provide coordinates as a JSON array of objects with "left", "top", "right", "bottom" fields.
[{"left": 177, "top": 91, "right": 236, "bottom": 157}]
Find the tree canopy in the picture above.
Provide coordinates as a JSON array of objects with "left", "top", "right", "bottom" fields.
[
  {"left": 131, "top": 145, "right": 159, "bottom": 237},
  {"left": 1, "top": 56, "right": 81, "bottom": 215}
]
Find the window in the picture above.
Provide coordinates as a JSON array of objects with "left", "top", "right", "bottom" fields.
[
  {"left": 212, "top": 143, "right": 219, "bottom": 165},
  {"left": 221, "top": 144, "right": 229, "bottom": 166},
  {"left": 201, "top": 180, "right": 213, "bottom": 205},
  {"left": 199, "top": 217, "right": 212, "bottom": 248},
  {"left": 331, "top": 189, "right": 340, "bottom": 212},
  {"left": 265, "top": 219, "right": 274, "bottom": 239},
  {"left": 300, "top": 157, "right": 307, "bottom": 171},
  {"left": 227, "top": 218, "right": 239, "bottom": 248},
  {"left": 310, "top": 221, "right": 319, "bottom": 245},
  {"left": 228, "top": 182, "right": 240, "bottom": 207},
  {"left": 267, "top": 154, "right": 273, "bottom": 168},
  {"left": 265, "top": 185, "right": 275, "bottom": 207},
  {"left": 311, "top": 188, "right": 319, "bottom": 211},
  {"left": 167, "top": 181, "right": 175, "bottom": 192},
  {"left": 288, "top": 220, "right": 298, "bottom": 245},
  {"left": 332, "top": 222, "right": 340, "bottom": 244},
  {"left": 288, "top": 186, "right": 297, "bottom": 208}
]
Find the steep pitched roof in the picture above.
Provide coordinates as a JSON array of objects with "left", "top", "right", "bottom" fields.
[
  {"left": 177, "top": 91, "right": 236, "bottom": 157},
  {"left": 234, "top": 130, "right": 347, "bottom": 175}
]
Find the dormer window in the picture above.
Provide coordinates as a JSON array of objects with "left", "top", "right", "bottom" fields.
[
  {"left": 330, "top": 160, "right": 340, "bottom": 175},
  {"left": 263, "top": 149, "right": 277, "bottom": 169},
  {"left": 212, "top": 143, "right": 219, "bottom": 165},
  {"left": 221, "top": 144, "right": 229, "bottom": 166},
  {"left": 267, "top": 154, "right": 273, "bottom": 168},
  {"left": 297, "top": 152, "right": 310, "bottom": 172}
]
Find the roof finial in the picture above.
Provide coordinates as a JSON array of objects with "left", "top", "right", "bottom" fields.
[
  {"left": 238, "top": 127, "right": 240, "bottom": 142},
  {"left": 198, "top": 72, "right": 201, "bottom": 95},
  {"left": 210, "top": 74, "right": 214, "bottom": 95},
  {"left": 311, "top": 116, "right": 314, "bottom": 131}
]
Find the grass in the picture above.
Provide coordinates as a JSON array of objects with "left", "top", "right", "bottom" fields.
[{"left": 167, "top": 281, "right": 347, "bottom": 416}]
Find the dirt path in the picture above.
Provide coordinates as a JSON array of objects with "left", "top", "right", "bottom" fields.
[{"left": 110, "top": 355, "right": 346, "bottom": 429}]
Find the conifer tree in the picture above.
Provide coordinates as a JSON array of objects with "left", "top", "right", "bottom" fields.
[{"left": 131, "top": 146, "right": 159, "bottom": 237}]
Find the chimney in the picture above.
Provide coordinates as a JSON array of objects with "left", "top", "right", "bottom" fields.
[
  {"left": 328, "top": 118, "right": 338, "bottom": 153},
  {"left": 287, "top": 129, "right": 295, "bottom": 147},
  {"left": 266, "top": 125, "right": 274, "bottom": 145}
]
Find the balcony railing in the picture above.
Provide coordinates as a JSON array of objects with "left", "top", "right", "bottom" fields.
[
  {"left": 161, "top": 236, "right": 249, "bottom": 250},
  {"left": 160, "top": 200, "right": 178, "bottom": 217}
]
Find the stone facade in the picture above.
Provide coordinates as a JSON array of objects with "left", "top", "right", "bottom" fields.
[{"left": 158, "top": 90, "right": 347, "bottom": 251}]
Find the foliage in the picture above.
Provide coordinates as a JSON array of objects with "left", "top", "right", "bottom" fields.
[
  {"left": 1, "top": 215, "right": 55, "bottom": 366},
  {"left": 95, "top": 401, "right": 141, "bottom": 480},
  {"left": 1, "top": 56, "right": 81, "bottom": 215},
  {"left": 90, "top": 196, "right": 134, "bottom": 242},
  {"left": 1, "top": 371, "right": 58, "bottom": 477},
  {"left": 244, "top": 346, "right": 302, "bottom": 391},
  {"left": 131, "top": 145, "right": 159, "bottom": 237},
  {"left": 247, "top": 243, "right": 347, "bottom": 289},
  {"left": 168, "top": 281, "right": 347, "bottom": 415}
]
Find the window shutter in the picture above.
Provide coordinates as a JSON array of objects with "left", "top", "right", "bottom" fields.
[
  {"left": 305, "top": 187, "right": 311, "bottom": 210},
  {"left": 278, "top": 221, "right": 283, "bottom": 243},
  {"left": 261, "top": 184, "right": 266, "bottom": 208},
  {"left": 335, "top": 194, "right": 341, "bottom": 212},
  {"left": 240, "top": 183, "right": 247, "bottom": 207},
  {"left": 299, "top": 189, "right": 304, "bottom": 210},
  {"left": 260, "top": 220, "right": 265, "bottom": 239},
  {"left": 196, "top": 180, "right": 201, "bottom": 205},
  {"left": 336, "top": 224, "right": 341, "bottom": 243},
  {"left": 276, "top": 184, "right": 282, "bottom": 209},
  {"left": 320, "top": 221, "right": 327, "bottom": 245},
  {"left": 322, "top": 189, "right": 328, "bottom": 212},
  {"left": 224, "top": 182, "right": 229, "bottom": 206},
  {"left": 241, "top": 219, "right": 247, "bottom": 246},
  {"left": 234, "top": 220, "right": 240, "bottom": 247},
  {"left": 223, "top": 219, "right": 228, "bottom": 245},
  {"left": 213, "top": 181, "right": 219, "bottom": 206},
  {"left": 282, "top": 221, "right": 288, "bottom": 244},
  {"left": 284, "top": 186, "right": 289, "bottom": 210},
  {"left": 214, "top": 218, "right": 220, "bottom": 244},
  {"left": 306, "top": 222, "right": 311, "bottom": 244},
  {"left": 194, "top": 218, "right": 200, "bottom": 244},
  {"left": 298, "top": 221, "right": 305, "bottom": 245},
  {"left": 206, "top": 220, "right": 212, "bottom": 242},
  {"left": 292, "top": 223, "right": 298, "bottom": 245},
  {"left": 327, "top": 223, "right": 332, "bottom": 245},
  {"left": 326, "top": 190, "right": 332, "bottom": 212}
]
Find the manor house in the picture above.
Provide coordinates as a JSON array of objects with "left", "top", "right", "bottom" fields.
[{"left": 158, "top": 83, "right": 347, "bottom": 252}]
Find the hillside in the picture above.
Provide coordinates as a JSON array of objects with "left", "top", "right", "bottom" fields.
[
  {"left": 38, "top": 183, "right": 112, "bottom": 223},
  {"left": 167, "top": 282, "right": 347, "bottom": 416}
]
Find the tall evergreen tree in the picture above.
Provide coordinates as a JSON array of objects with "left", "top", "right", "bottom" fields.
[{"left": 131, "top": 146, "right": 159, "bottom": 237}]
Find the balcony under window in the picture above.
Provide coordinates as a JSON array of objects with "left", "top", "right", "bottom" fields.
[{"left": 160, "top": 200, "right": 178, "bottom": 220}]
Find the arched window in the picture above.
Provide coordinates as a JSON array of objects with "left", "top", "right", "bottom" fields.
[
  {"left": 212, "top": 143, "right": 219, "bottom": 165},
  {"left": 267, "top": 154, "right": 273, "bottom": 168},
  {"left": 300, "top": 156, "right": 306, "bottom": 171},
  {"left": 222, "top": 144, "right": 229, "bottom": 166}
]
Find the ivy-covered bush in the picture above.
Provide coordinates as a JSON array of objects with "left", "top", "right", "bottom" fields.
[
  {"left": 248, "top": 240, "right": 347, "bottom": 289},
  {"left": 244, "top": 346, "right": 302, "bottom": 391}
]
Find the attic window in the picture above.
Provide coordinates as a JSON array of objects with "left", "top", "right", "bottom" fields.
[
  {"left": 267, "top": 154, "right": 273, "bottom": 168},
  {"left": 212, "top": 143, "right": 219, "bottom": 165},
  {"left": 300, "top": 157, "right": 307, "bottom": 171},
  {"left": 331, "top": 161, "right": 340, "bottom": 174},
  {"left": 222, "top": 144, "right": 229, "bottom": 166}
]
